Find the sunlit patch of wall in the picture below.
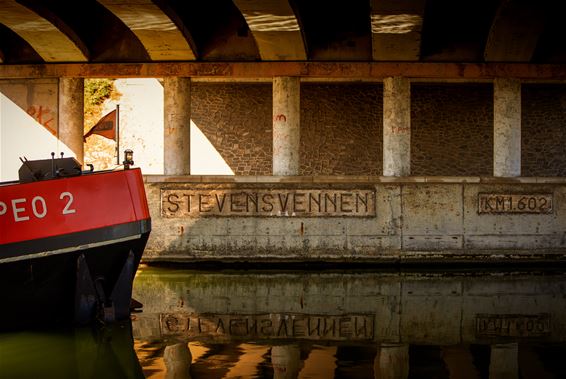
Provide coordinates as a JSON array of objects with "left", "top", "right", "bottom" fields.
[
  {"left": 0, "top": 92, "right": 73, "bottom": 181},
  {"left": 191, "top": 83, "right": 273, "bottom": 175}
]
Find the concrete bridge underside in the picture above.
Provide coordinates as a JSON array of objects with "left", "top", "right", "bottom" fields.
[{"left": 1, "top": 0, "right": 566, "bottom": 264}]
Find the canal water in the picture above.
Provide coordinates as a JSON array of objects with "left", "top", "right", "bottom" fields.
[{"left": 1, "top": 266, "right": 565, "bottom": 378}]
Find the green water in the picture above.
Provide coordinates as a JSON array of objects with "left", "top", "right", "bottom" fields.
[
  {"left": 1, "top": 267, "right": 566, "bottom": 378},
  {"left": 0, "top": 323, "right": 143, "bottom": 379}
]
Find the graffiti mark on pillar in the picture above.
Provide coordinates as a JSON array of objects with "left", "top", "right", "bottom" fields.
[
  {"left": 390, "top": 126, "right": 410, "bottom": 134},
  {"left": 27, "top": 105, "right": 56, "bottom": 135},
  {"left": 274, "top": 114, "right": 287, "bottom": 122}
]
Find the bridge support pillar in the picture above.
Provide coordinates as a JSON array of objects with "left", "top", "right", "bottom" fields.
[
  {"left": 383, "top": 77, "right": 411, "bottom": 176},
  {"left": 58, "top": 77, "right": 84, "bottom": 164},
  {"left": 374, "top": 343, "right": 409, "bottom": 379},
  {"left": 164, "top": 77, "right": 191, "bottom": 175},
  {"left": 163, "top": 343, "right": 192, "bottom": 378},
  {"left": 271, "top": 345, "right": 301, "bottom": 379},
  {"left": 494, "top": 78, "right": 521, "bottom": 177},
  {"left": 273, "top": 76, "right": 300, "bottom": 175},
  {"left": 489, "top": 343, "right": 518, "bottom": 379}
]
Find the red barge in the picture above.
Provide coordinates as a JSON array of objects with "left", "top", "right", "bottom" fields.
[{"left": 0, "top": 154, "right": 151, "bottom": 328}]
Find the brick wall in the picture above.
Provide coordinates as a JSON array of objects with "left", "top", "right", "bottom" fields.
[
  {"left": 522, "top": 84, "right": 566, "bottom": 177},
  {"left": 192, "top": 83, "right": 382, "bottom": 176},
  {"left": 411, "top": 84, "right": 493, "bottom": 176},
  {"left": 191, "top": 83, "right": 273, "bottom": 175},
  {"left": 300, "top": 84, "right": 382, "bottom": 175},
  {"left": 191, "top": 82, "right": 565, "bottom": 177}
]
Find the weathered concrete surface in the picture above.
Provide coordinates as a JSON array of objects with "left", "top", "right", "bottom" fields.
[
  {"left": 143, "top": 176, "right": 566, "bottom": 263},
  {"left": 2, "top": 63, "right": 566, "bottom": 80},
  {"left": 484, "top": 1, "right": 545, "bottom": 62},
  {"left": 0, "top": 79, "right": 77, "bottom": 181},
  {"left": 272, "top": 77, "right": 300, "bottom": 175},
  {"left": 58, "top": 77, "right": 84, "bottom": 164},
  {"left": 383, "top": 77, "right": 410, "bottom": 176},
  {"left": 375, "top": 344, "right": 409, "bottom": 379},
  {"left": 493, "top": 78, "right": 521, "bottom": 177},
  {"left": 232, "top": 0, "right": 306, "bottom": 61},
  {"left": 489, "top": 343, "right": 518, "bottom": 379},
  {"left": 371, "top": 0, "right": 425, "bottom": 61},
  {"left": 98, "top": 0, "right": 196, "bottom": 61},
  {"left": 0, "top": 2, "right": 88, "bottom": 62},
  {"left": 164, "top": 77, "right": 191, "bottom": 175},
  {"left": 132, "top": 269, "right": 566, "bottom": 345},
  {"left": 0, "top": 79, "right": 59, "bottom": 136}
]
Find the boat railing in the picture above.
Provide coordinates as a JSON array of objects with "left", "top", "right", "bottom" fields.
[{"left": 0, "top": 179, "right": 20, "bottom": 187}]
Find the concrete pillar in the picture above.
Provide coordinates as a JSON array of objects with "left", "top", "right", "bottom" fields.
[
  {"left": 493, "top": 78, "right": 521, "bottom": 177},
  {"left": 58, "top": 77, "right": 84, "bottom": 164},
  {"left": 441, "top": 346, "right": 480, "bottom": 379},
  {"left": 273, "top": 76, "right": 300, "bottom": 175},
  {"left": 164, "top": 77, "right": 191, "bottom": 175},
  {"left": 163, "top": 342, "right": 192, "bottom": 379},
  {"left": 271, "top": 345, "right": 302, "bottom": 379},
  {"left": 489, "top": 343, "right": 518, "bottom": 379},
  {"left": 374, "top": 343, "right": 409, "bottom": 379},
  {"left": 383, "top": 77, "right": 411, "bottom": 176}
]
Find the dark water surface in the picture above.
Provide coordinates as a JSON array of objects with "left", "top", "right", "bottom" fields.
[{"left": 1, "top": 267, "right": 566, "bottom": 378}]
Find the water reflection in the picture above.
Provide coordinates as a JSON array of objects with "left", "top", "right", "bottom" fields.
[
  {"left": 0, "top": 321, "right": 143, "bottom": 378},
  {"left": 132, "top": 268, "right": 566, "bottom": 378}
]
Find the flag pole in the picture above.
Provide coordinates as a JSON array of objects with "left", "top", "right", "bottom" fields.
[{"left": 116, "top": 104, "right": 120, "bottom": 165}]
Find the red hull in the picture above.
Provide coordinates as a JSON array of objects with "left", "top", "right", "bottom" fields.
[{"left": 0, "top": 168, "right": 150, "bottom": 249}]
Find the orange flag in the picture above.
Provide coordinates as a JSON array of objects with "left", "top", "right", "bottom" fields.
[{"left": 83, "top": 109, "right": 117, "bottom": 141}]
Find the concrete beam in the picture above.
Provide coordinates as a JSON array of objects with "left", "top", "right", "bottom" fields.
[
  {"left": 232, "top": 0, "right": 306, "bottom": 60},
  {"left": 371, "top": 0, "right": 425, "bottom": 61},
  {"left": 0, "top": 62, "right": 565, "bottom": 80},
  {"left": 97, "top": 0, "right": 196, "bottom": 61},
  {"left": 485, "top": 0, "right": 545, "bottom": 62},
  {"left": 0, "top": 1, "right": 87, "bottom": 62}
]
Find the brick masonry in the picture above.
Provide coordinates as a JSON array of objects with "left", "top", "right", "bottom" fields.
[
  {"left": 300, "top": 84, "right": 382, "bottom": 175},
  {"left": 191, "top": 83, "right": 273, "bottom": 175},
  {"left": 191, "top": 82, "right": 566, "bottom": 177},
  {"left": 411, "top": 84, "right": 493, "bottom": 176},
  {"left": 522, "top": 84, "right": 566, "bottom": 177}
]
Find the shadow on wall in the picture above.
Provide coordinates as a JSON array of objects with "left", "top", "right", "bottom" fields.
[
  {"left": 190, "top": 121, "right": 234, "bottom": 175},
  {"left": 0, "top": 93, "right": 73, "bottom": 181},
  {"left": 104, "top": 78, "right": 234, "bottom": 175}
]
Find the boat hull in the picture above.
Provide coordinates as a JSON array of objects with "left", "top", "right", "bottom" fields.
[
  {"left": 0, "top": 229, "right": 150, "bottom": 329},
  {"left": 0, "top": 168, "right": 151, "bottom": 329}
]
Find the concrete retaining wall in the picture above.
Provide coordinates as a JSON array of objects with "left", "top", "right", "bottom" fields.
[{"left": 143, "top": 176, "right": 566, "bottom": 263}]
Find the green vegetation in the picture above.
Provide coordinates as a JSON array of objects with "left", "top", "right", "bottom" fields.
[
  {"left": 83, "top": 79, "right": 117, "bottom": 133},
  {"left": 83, "top": 79, "right": 120, "bottom": 169},
  {"left": 84, "top": 79, "right": 114, "bottom": 108}
]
